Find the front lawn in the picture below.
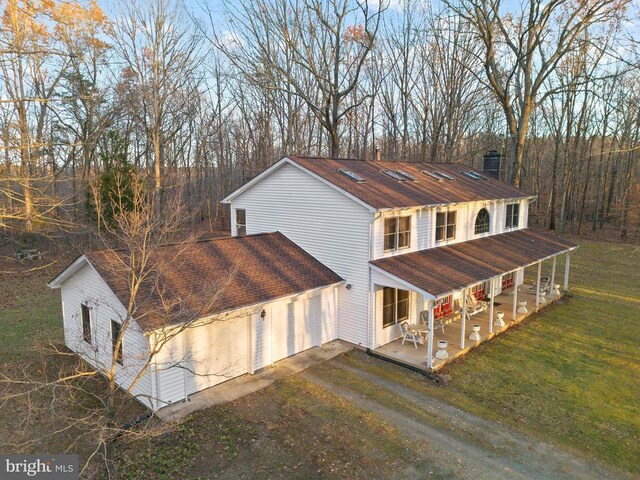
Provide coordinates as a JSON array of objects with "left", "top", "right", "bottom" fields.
[
  {"left": 1, "top": 240, "right": 638, "bottom": 477},
  {"left": 349, "top": 240, "right": 640, "bottom": 474}
]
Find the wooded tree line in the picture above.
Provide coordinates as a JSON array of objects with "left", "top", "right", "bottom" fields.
[{"left": 1, "top": 0, "right": 639, "bottom": 239}]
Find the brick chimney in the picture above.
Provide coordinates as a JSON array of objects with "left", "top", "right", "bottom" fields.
[{"left": 482, "top": 150, "right": 502, "bottom": 179}]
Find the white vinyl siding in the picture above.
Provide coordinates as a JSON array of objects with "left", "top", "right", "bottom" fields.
[
  {"left": 58, "top": 262, "right": 153, "bottom": 408},
  {"left": 151, "top": 284, "right": 339, "bottom": 408},
  {"left": 231, "top": 162, "right": 371, "bottom": 346},
  {"left": 373, "top": 198, "right": 530, "bottom": 259},
  {"left": 253, "top": 286, "right": 338, "bottom": 370}
]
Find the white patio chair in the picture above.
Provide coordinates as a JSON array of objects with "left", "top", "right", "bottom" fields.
[
  {"left": 528, "top": 278, "right": 551, "bottom": 296},
  {"left": 399, "top": 321, "right": 420, "bottom": 349},
  {"left": 465, "top": 294, "right": 488, "bottom": 316},
  {"left": 420, "top": 310, "right": 445, "bottom": 333}
]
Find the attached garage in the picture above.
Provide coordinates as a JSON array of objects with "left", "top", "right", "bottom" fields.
[
  {"left": 155, "top": 286, "right": 336, "bottom": 407},
  {"left": 49, "top": 232, "right": 342, "bottom": 411},
  {"left": 183, "top": 314, "right": 251, "bottom": 395},
  {"left": 253, "top": 293, "right": 320, "bottom": 371}
]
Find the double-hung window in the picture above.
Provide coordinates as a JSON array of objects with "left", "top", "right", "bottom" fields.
[
  {"left": 435, "top": 211, "right": 456, "bottom": 242},
  {"left": 81, "top": 304, "right": 92, "bottom": 344},
  {"left": 382, "top": 287, "right": 410, "bottom": 327},
  {"left": 236, "top": 209, "right": 247, "bottom": 236},
  {"left": 384, "top": 216, "right": 411, "bottom": 251},
  {"left": 111, "top": 320, "right": 123, "bottom": 365},
  {"left": 506, "top": 203, "right": 520, "bottom": 229}
]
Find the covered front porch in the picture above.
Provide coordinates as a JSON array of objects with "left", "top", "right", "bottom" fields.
[
  {"left": 374, "top": 285, "right": 552, "bottom": 371},
  {"left": 369, "top": 229, "right": 577, "bottom": 372}
]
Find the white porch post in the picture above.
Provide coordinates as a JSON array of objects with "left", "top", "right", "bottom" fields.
[
  {"left": 536, "top": 261, "right": 542, "bottom": 308},
  {"left": 460, "top": 289, "right": 467, "bottom": 349},
  {"left": 426, "top": 300, "right": 434, "bottom": 369},
  {"left": 512, "top": 274, "right": 518, "bottom": 320},
  {"left": 551, "top": 256, "right": 557, "bottom": 291},
  {"left": 488, "top": 277, "right": 495, "bottom": 334},
  {"left": 564, "top": 252, "right": 571, "bottom": 291}
]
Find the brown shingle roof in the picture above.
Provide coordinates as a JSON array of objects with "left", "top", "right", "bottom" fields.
[
  {"left": 84, "top": 232, "right": 342, "bottom": 331},
  {"left": 288, "top": 156, "right": 531, "bottom": 210},
  {"left": 370, "top": 229, "right": 577, "bottom": 298}
]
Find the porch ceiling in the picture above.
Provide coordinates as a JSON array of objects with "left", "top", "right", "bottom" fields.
[{"left": 370, "top": 229, "right": 577, "bottom": 298}]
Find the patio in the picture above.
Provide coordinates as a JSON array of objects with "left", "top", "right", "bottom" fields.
[{"left": 373, "top": 287, "right": 559, "bottom": 371}]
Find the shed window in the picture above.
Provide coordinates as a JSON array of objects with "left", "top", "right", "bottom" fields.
[
  {"left": 81, "top": 304, "right": 92, "bottom": 344},
  {"left": 111, "top": 320, "right": 123, "bottom": 365},
  {"left": 475, "top": 208, "right": 490, "bottom": 234},
  {"left": 236, "top": 209, "right": 246, "bottom": 236},
  {"left": 435, "top": 211, "right": 456, "bottom": 242},
  {"left": 384, "top": 216, "right": 411, "bottom": 251},
  {"left": 506, "top": 203, "right": 520, "bottom": 229},
  {"left": 382, "top": 287, "right": 409, "bottom": 327}
]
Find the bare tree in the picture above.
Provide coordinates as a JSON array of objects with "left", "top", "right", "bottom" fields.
[
  {"left": 446, "top": 0, "right": 628, "bottom": 186},
  {"left": 111, "top": 0, "right": 203, "bottom": 190},
  {"left": 211, "top": 0, "right": 385, "bottom": 156}
]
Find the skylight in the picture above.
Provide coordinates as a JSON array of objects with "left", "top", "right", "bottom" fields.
[
  {"left": 395, "top": 170, "right": 418, "bottom": 181},
  {"left": 462, "top": 170, "right": 488, "bottom": 181},
  {"left": 339, "top": 169, "right": 366, "bottom": 182},
  {"left": 434, "top": 170, "right": 454, "bottom": 181},
  {"left": 381, "top": 169, "right": 407, "bottom": 181},
  {"left": 422, "top": 170, "right": 454, "bottom": 182}
]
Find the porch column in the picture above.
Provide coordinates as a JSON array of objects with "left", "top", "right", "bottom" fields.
[
  {"left": 512, "top": 275, "right": 518, "bottom": 320},
  {"left": 426, "top": 300, "right": 434, "bottom": 369},
  {"left": 488, "top": 277, "right": 495, "bottom": 334},
  {"left": 460, "top": 288, "right": 467, "bottom": 349},
  {"left": 536, "top": 261, "right": 542, "bottom": 308},
  {"left": 551, "top": 256, "right": 557, "bottom": 292},
  {"left": 564, "top": 252, "right": 571, "bottom": 291}
]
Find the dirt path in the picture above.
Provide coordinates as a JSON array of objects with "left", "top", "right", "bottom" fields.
[{"left": 301, "top": 356, "right": 631, "bottom": 480}]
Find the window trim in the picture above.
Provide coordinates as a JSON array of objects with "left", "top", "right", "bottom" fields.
[
  {"left": 474, "top": 208, "right": 490, "bottom": 235},
  {"left": 111, "top": 320, "right": 123, "bottom": 365},
  {"left": 505, "top": 203, "right": 520, "bottom": 229},
  {"left": 435, "top": 210, "right": 456, "bottom": 242},
  {"left": 383, "top": 215, "right": 411, "bottom": 252},
  {"left": 236, "top": 209, "right": 247, "bottom": 236},
  {"left": 81, "top": 304, "right": 92, "bottom": 345},
  {"left": 382, "top": 287, "right": 410, "bottom": 328}
]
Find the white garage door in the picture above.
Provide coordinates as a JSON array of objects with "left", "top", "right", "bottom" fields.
[
  {"left": 253, "top": 295, "right": 319, "bottom": 371},
  {"left": 184, "top": 315, "right": 249, "bottom": 395},
  {"left": 272, "top": 295, "right": 318, "bottom": 363}
]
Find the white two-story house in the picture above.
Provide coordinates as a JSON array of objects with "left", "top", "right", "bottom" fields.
[
  {"left": 223, "top": 155, "right": 577, "bottom": 370},
  {"left": 50, "top": 155, "right": 576, "bottom": 412}
]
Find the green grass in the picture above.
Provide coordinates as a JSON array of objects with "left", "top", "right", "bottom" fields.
[
  {"left": 0, "top": 267, "right": 62, "bottom": 358},
  {"left": 2, "top": 241, "right": 638, "bottom": 476},
  {"left": 345, "top": 241, "right": 640, "bottom": 474}
]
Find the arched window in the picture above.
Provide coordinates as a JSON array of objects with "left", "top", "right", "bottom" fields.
[{"left": 475, "top": 208, "right": 490, "bottom": 234}]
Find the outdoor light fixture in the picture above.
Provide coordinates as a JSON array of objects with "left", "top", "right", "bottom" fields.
[
  {"left": 345, "top": 283, "right": 352, "bottom": 290},
  {"left": 260, "top": 309, "right": 266, "bottom": 319}
]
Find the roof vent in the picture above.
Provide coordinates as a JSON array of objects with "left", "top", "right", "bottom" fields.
[
  {"left": 462, "top": 170, "right": 488, "bottom": 181},
  {"left": 339, "top": 169, "right": 366, "bottom": 183},
  {"left": 422, "top": 170, "right": 454, "bottom": 182},
  {"left": 381, "top": 169, "right": 407, "bottom": 181}
]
